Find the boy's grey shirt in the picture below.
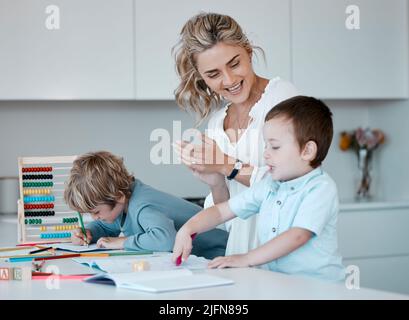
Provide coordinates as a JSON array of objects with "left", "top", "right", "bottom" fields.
[{"left": 86, "top": 179, "right": 228, "bottom": 259}]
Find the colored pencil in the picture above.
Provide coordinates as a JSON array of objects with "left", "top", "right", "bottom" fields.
[
  {"left": 8, "top": 255, "right": 55, "bottom": 262},
  {"left": 34, "top": 253, "right": 81, "bottom": 261},
  {"left": 109, "top": 250, "right": 153, "bottom": 256},
  {"left": 32, "top": 273, "right": 94, "bottom": 280},
  {"left": 0, "top": 246, "right": 33, "bottom": 252},
  {"left": 78, "top": 250, "right": 153, "bottom": 258},
  {"left": 16, "top": 241, "right": 63, "bottom": 247},
  {"left": 80, "top": 253, "right": 109, "bottom": 258},
  {"left": 77, "top": 212, "right": 89, "bottom": 246},
  {"left": 2, "top": 252, "right": 54, "bottom": 259},
  {"left": 29, "top": 246, "right": 53, "bottom": 254}
]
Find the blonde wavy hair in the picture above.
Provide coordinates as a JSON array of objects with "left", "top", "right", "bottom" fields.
[
  {"left": 173, "top": 12, "right": 264, "bottom": 124},
  {"left": 64, "top": 151, "right": 135, "bottom": 213}
]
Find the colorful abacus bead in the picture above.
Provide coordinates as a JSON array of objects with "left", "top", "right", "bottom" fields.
[
  {"left": 23, "top": 196, "right": 55, "bottom": 203},
  {"left": 62, "top": 217, "right": 78, "bottom": 223},
  {"left": 54, "top": 225, "right": 78, "bottom": 231},
  {"left": 23, "top": 182, "right": 53, "bottom": 188},
  {"left": 24, "top": 211, "right": 55, "bottom": 217},
  {"left": 22, "top": 174, "right": 53, "bottom": 180},
  {"left": 24, "top": 203, "right": 54, "bottom": 210},
  {"left": 22, "top": 167, "right": 52, "bottom": 173},
  {"left": 40, "top": 232, "right": 71, "bottom": 239},
  {"left": 26, "top": 218, "right": 42, "bottom": 224},
  {"left": 40, "top": 226, "right": 47, "bottom": 231},
  {"left": 23, "top": 188, "right": 51, "bottom": 195}
]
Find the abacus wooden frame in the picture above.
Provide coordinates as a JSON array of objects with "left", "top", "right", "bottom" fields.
[{"left": 17, "top": 155, "right": 78, "bottom": 244}]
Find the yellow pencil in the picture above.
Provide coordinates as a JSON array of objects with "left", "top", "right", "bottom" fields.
[{"left": 0, "top": 246, "right": 32, "bottom": 253}]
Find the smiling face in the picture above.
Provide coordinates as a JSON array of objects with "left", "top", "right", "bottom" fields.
[
  {"left": 89, "top": 197, "right": 126, "bottom": 223},
  {"left": 195, "top": 42, "right": 256, "bottom": 104},
  {"left": 263, "top": 117, "right": 316, "bottom": 181}
]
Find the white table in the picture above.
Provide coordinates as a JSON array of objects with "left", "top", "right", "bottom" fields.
[{"left": 1, "top": 214, "right": 408, "bottom": 300}]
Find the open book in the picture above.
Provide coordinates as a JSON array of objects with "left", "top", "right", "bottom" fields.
[
  {"left": 84, "top": 269, "right": 234, "bottom": 293},
  {"left": 73, "top": 253, "right": 209, "bottom": 273},
  {"left": 76, "top": 253, "right": 233, "bottom": 292}
]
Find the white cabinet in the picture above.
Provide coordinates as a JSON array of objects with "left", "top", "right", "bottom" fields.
[
  {"left": 291, "top": 0, "right": 408, "bottom": 99},
  {"left": 1, "top": 1, "right": 407, "bottom": 100},
  {"left": 338, "top": 204, "right": 409, "bottom": 258},
  {"left": 338, "top": 202, "right": 409, "bottom": 294},
  {"left": 345, "top": 255, "right": 409, "bottom": 295},
  {"left": 134, "top": 0, "right": 292, "bottom": 99},
  {"left": 0, "top": 0, "right": 134, "bottom": 99}
]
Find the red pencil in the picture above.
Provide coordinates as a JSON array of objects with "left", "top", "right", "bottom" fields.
[
  {"left": 175, "top": 233, "right": 197, "bottom": 266},
  {"left": 32, "top": 273, "right": 94, "bottom": 280},
  {"left": 34, "top": 253, "right": 81, "bottom": 261},
  {"left": 17, "top": 241, "right": 63, "bottom": 247}
]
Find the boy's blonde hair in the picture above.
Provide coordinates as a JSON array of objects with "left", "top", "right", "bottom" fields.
[{"left": 64, "top": 151, "right": 135, "bottom": 213}]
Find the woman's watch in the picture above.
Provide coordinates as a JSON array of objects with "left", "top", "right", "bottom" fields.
[{"left": 227, "top": 160, "right": 243, "bottom": 180}]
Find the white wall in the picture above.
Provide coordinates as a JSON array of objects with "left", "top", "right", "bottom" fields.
[
  {"left": 368, "top": 100, "right": 409, "bottom": 200},
  {"left": 0, "top": 101, "right": 207, "bottom": 198},
  {"left": 0, "top": 99, "right": 375, "bottom": 201}
]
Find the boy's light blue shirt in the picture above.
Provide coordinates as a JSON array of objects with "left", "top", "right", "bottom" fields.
[{"left": 228, "top": 167, "right": 346, "bottom": 282}]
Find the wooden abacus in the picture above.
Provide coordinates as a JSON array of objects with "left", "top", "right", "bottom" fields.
[{"left": 17, "top": 156, "right": 79, "bottom": 244}]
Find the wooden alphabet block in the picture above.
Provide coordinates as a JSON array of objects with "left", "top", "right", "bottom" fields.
[
  {"left": 132, "top": 260, "right": 150, "bottom": 272},
  {"left": 12, "top": 267, "right": 32, "bottom": 281},
  {"left": 0, "top": 267, "right": 11, "bottom": 280}
]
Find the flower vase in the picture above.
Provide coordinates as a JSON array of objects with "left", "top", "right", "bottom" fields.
[{"left": 356, "top": 148, "right": 372, "bottom": 199}]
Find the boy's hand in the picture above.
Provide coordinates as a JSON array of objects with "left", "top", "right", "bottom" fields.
[
  {"left": 96, "top": 237, "right": 127, "bottom": 249},
  {"left": 71, "top": 228, "right": 92, "bottom": 246},
  {"left": 208, "top": 254, "right": 251, "bottom": 269},
  {"left": 172, "top": 227, "right": 194, "bottom": 264}
]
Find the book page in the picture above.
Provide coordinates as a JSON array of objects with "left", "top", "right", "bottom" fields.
[
  {"left": 85, "top": 270, "right": 234, "bottom": 293},
  {"left": 74, "top": 253, "right": 209, "bottom": 273},
  {"left": 119, "top": 274, "right": 234, "bottom": 293}
]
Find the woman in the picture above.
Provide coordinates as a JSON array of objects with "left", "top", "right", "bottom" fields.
[{"left": 173, "top": 12, "right": 298, "bottom": 255}]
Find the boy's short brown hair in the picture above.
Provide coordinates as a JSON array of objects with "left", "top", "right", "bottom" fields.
[
  {"left": 64, "top": 151, "right": 135, "bottom": 213},
  {"left": 265, "top": 95, "right": 333, "bottom": 168}
]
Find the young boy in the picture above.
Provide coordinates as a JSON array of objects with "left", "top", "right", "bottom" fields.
[
  {"left": 172, "top": 96, "right": 346, "bottom": 281},
  {"left": 64, "top": 151, "right": 228, "bottom": 259}
]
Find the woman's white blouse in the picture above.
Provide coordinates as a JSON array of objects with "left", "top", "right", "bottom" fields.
[{"left": 204, "top": 77, "right": 298, "bottom": 255}]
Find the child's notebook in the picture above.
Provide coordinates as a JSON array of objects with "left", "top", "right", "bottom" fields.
[{"left": 84, "top": 269, "right": 234, "bottom": 293}]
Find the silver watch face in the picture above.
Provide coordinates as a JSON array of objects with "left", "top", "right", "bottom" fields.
[{"left": 234, "top": 161, "right": 243, "bottom": 170}]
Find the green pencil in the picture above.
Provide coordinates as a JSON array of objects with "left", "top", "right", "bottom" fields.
[
  {"left": 108, "top": 250, "right": 153, "bottom": 257},
  {"left": 77, "top": 212, "right": 89, "bottom": 247}
]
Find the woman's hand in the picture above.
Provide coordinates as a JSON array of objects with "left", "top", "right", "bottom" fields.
[
  {"left": 71, "top": 228, "right": 92, "bottom": 246},
  {"left": 96, "top": 236, "right": 127, "bottom": 249},
  {"left": 173, "top": 133, "right": 234, "bottom": 175},
  {"left": 190, "top": 168, "right": 226, "bottom": 188},
  {"left": 207, "top": 254, "right": 252, "bottom": 269}
]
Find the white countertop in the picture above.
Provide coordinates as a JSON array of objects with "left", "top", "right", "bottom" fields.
[
  {"left": 1, "top": 261, "right": 407, "bottom": 300},
  {"left": 1, "top": 215, "right": 408, "bottom": 300},
  {"left": 339, "top": 199, "right": 409, "bottom": 211}
]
